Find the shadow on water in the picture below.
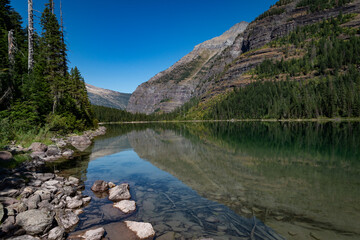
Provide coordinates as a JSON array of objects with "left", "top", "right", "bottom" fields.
[{"left": 46, "top": 122, "right": 360, "bottom": 239}]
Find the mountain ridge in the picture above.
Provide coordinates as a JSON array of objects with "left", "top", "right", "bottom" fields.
[{"left": 86, "top": 83, "right": 131, "bottom": 110}]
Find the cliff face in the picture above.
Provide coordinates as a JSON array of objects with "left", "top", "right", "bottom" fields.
[
  {"left": 127, "top": 22, "right": 249, "bottom": 114},
  {"left": 128, "top": 0, "right": 360, "bottom": 114},
  {"left": 86, "top": 84, "right": 131, "bottom": 110}
]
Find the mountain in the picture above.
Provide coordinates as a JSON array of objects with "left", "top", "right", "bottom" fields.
[
  {"left": 127, "top": 22, "right": 249, "bottom": 114},
  {"left": 127, "top": 0, "right": 360, "bottom": 115},
  {"left": 86, "top": 84, "right": 131, "bottom": 110}
]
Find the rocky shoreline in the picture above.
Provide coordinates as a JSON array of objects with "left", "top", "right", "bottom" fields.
[{"left": 0, "top": 127, "right": 115, "bottom": 240}]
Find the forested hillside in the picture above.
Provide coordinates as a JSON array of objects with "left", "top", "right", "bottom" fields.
[{"left": 0, "top": 0, "right": 94, "bottom": 146}]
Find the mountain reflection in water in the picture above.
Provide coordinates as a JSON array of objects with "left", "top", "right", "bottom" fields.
[{"left": 47, "top": 122, "right": 360, "bottom": 240}]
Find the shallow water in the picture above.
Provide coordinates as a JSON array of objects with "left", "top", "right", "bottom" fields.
[{"left": 47, "top": 122, "right": 360, "bottom": 240}]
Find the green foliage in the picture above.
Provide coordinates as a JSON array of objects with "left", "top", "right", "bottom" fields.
[
  {"left": 297, "top": 0, "right": 353, "bottom": 13},
  {"left": 93, "top": 105, "right": 151, "bottom": 122},
  {"left": 275, "top": 0, "right": 294, "bottom": 6},
  {"left": 255, "top": 7, "right": 286, "bottom": 21},
  {"left": 205, "top": 67, "right": 360, "bottom": 119},
  {"left": 0, "top": 0, "right": 96, "bottom": 147}
]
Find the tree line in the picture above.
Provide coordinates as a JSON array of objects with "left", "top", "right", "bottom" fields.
[{"left": 0, "top": 0, "right": 94, "bottom": 145}]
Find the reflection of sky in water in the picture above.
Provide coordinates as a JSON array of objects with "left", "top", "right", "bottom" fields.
[{"left": 78, "top": 149, "right": 283, "bottom": 240}]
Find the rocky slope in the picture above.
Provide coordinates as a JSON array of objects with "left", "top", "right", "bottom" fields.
[
  {"left": 127, "top": 22, "right": 249, "bottom": 114},
  {"left": 127, "top": 0, "right": 360, "bottom": 114},
  {"left": 86, "top": 84, "right": 131, "bottom": 110}
]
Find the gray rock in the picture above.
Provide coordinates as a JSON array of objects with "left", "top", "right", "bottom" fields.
[
  {"left": 66, "top": 196, "right": 83, "bottom": 209},
  {"left": 0, "top": 188, "right": 18, "bottom": 197},
  {"left": 34, "top": 189, "right": 52, "bottom": 201},
  {"left": 25, "top": 194, "right": 40, "bottom": 209},
  {"left": 125, "top": 221, "right": 155, "bottom": 240},
  {"left": 71, "top": 227, "right": 105, "bottom": 240},
  {"left": 62, "top": 149, "right": 74, "bottom": 159},
  {"left": 63, "top": 186, "right": 76, "bottom": 197},
  {"left": 48, "top": 226, "right": 65, "bottom": 240},
  {"left": 108, "top": 183, "right": 131, "bottom": 202},
  {"left": 46, "top": 145, "right": 60, "bottom": 157},
  {"left": 68, "top": 176, "right": 80, "bottom": 185},
  {"left": 55, "top": 209, "right": 79, "bottom": 230},
  {"left": 16, "top": 209, "right": 54, "bottom": 235},
  {"left": 0, "top": 151, "right": 13, "bottom": 161},
  {"left": 1, "top": 215, "right": 16, "bottom": 233},
  {"left": 69, "top": 135, "right": 92, "bottom": 151},
  {"left": 29, "top": 180, "right": 42, "bottom": 187},
  {"left": 91, "top": 180, "right": 109, "bottom": 192},
  {"left": 21, "top": 187, "right": 34, "bottom": 198},
  {"left": 0, "top": 202, "right": 4, "bottom": 222},
  {"left": 29, "top": 142, "right": 48, "bottom": 152},
  {"left": 113, "top": 200, "right": 136, "bottom": 214},
  {"left": 157, "top": 232, "right": 175, "bottom": 240},
  {"left": 30, "top": 151, "right": 46, "bottom": 159},
  {"left": 8, "top": 235, "right": 39, "bottom": 240},
  {"left": 82, "top": 196, "right": 92, "bottom": 204},
  {"left": 34, "top": 173, "right": 54, "bottom": 182},
  {"left": 56, "top": 139, "right": 67, "bottom": 148}
]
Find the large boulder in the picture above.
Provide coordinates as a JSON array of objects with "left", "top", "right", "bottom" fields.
[
  {"left": 108, "top": 183, "right": 131, "bottom": 202},
  {"left": 29, "top": 142, "right": 48, "bottom": 152},
  {"left": 55, "top": 209, "right": 79, "bottom": 231},
  {"left": 125, "top": 221, "right": 155, "bottom": 240},
  {"left": 16, "top": 209, "right": 54, "bottom": 235},
  {"left": 91, "top": 180, "right": 109, "bottom": 192},
  {"left": 113, "top": 200, "right": 136, "bottom": 214},
  {"left": 0, "top": 151, "right": 13, "bottom": 161},
  {"left": 69, "top": 135, "right": 92, "bottom": 151}
]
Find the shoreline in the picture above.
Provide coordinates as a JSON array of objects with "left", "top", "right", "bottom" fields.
[{"left": 99, "top": 117, "right": 360, "bottom": 124}]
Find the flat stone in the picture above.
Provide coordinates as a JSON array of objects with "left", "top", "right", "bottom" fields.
[
  {"left": 0, "top": 151, "right": 13, "bottom": 161},
  {"left": 34, "top": 173, "right": 54, "bottom": 182},
  {"left": 68, "top": 176, "right": 80, "bottom": 185},
  {"left": 34, "top": 189, "right": 52, "bottom": 201},
  {"left": 82, "top": 196, "right": 92, "bottom": 204},
  {"left": 25, "top": 194, "right": 40, "bottom": 209},
  {"left": 16, "top": 209, "right": 54, "bottom": 235},
  {"left": 125, "top": 221, "right": 155, "bottom": 240},
  {"left": 55, "top": 209, "right": 79, "bottom": 230},
  {"left": 48, "top": 226, "right": 65, "bottom": 240},
  {"left": 69, "top": 227, "right": 105, "bottom": 240},
  {"left": 157, "top": 232, "right": 176, "bottom": 240},
  {"left": 63, "top": 186, "right": 76, "bottom": 197},
  {"left": 113, "top": 200, "right": 136, "bottom": 214},
  {"left": 108, "top": 183, "right": 131, "bottom": 202},
  {"left": 62, "top": 149, "right": 74, "bottom": 159},
  {"left": 91, "top": 180, "right": 109, "bottom": 192},
  {"left": 29, "top": 142, "right": 48, "bottom": 152},
  {"left": 0, "top": 188, "right": 18, "bottom": 197}
]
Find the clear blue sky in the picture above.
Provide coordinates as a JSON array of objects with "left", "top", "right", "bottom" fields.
[{"left": 11, "top": 0, "right": 277, "bottom": 93}]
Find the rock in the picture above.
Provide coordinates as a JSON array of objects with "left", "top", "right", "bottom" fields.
[
  {"left": 13, "top": 202, "right": 27, "bottom": 213},
  {"left": 8, "top": 235, "right": 39, "bottom": 240},
  {"left": 25, "top": 194, "right": 41, "bottom": 209},
  {"left": 21, "top": 187, "right": 34, "bottom": 198},
  {"left": 34, "top": 189, "right": 52, "bottom": 201},
  {"left": 108, "top": 183, "right": 131, "bottom": 202},
  {"left": 34, "top": 173, "right": 55, "bottom": 182},
  {"left": 113, "top": 200, "right": 136, "bottom": 214},
  {"left": 69, "top": 135, "right": 92, "bottom": 151},
  {"left": 310, "top": 232, "right": 321, "bottom": 240},
  {"left": 125, "top": 221, "right": 155, "bottom": 240},
  {"left": 0, "top": 151, "right": 13, "bottom": 161},
  {"left": 108, "top": 182, "right": 116, "bottom": 188},
  {"left": 63, "top": 186, "right": 76, "bottom": 197},
  {"left": 68, "top": 227, "right": 105, "bottom": 240},
  {"left": 0, "top": 188, "right": 18, "bottom": 197},
  {"left": 68, "top": 176, "right": 80, "bottom": 185},
  {"left": 62, "top": 149, "right": 74, "bottom": 159},
  {"left": 42, "top": 180, "right": 60, "bottom": 187},
  {"left": 29, "top": 180, "right": 42, "bottom": 187},
  {"left": 157, "top": 232, "right": 176, "bottom": 240},
  {"left": 74, "top": 209, "right": 84, "bottom": 215},
  {"left": 30, "top": 152, "right": 46, "bottom": 159},
  {"left": 29, "top": 142, "right": 48, "bottom": 152},
  {"left": 91, "top": 180, "right": 109, "bottom": 192},
  {"left": 1, "top": 215, "right": 16, "bottom": 233},
  {"left": 16, "top": 209, "right": 54, "bottom": 235},
  {"left": 48, "top": 226, "right": 65, "bottom": 240},
  {"left": 66, "top": 196, "right": 83, "bottom": 209},
  {"left": 45, "top": 145, "right": 60, "bottom": 156},
  {"left": 0, "top": 202, "right": 4, "bottom": 222},
  {"left": 55, "top": 209, "right": 79, "bottom": 230},
  {"left": 205, "top": 216, "right": 219, "bottom": 223},
  {"left": 82, "top": 196, "right": 91, "bottom": 204},
  {"left": 56, "top": 139, "right": 67, "bottom": 148},
  {"left": 6, "top": 206, "right": 15, "bottom": 216}
]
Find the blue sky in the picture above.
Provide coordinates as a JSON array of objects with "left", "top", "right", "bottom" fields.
[{"left": 11, "top": 0, "right": 277, "bottom": 93}]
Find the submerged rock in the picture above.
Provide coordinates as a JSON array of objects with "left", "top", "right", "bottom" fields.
[
  {"left": 46, "top": 145, "right": 60, "bottom": 157},
  {"left": 69, "top": 227, "right": 105, "bottom": 240},
  {"left": 113, "top": 200, "right": 136, "bottom": 214},
  {"left": 91, "top": 180, "right": 109, "bottom": 192},
  {"left": 125, "top": 221, "right": 155, "bottom": 240},
  {"left": 16, "top": 209, "right": 54, "bottom": 235},
  {"left": 108, "top": 183, "right": 131, "bottom": 202}
]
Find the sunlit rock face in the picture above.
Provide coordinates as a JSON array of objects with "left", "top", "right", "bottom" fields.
[{"left": 127, "top": 22, "right": 248, "bottom": 114}]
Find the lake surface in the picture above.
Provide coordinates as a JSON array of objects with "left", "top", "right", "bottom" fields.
[{"left": 46, "top": 122, "right": 360, "bottom": 240}]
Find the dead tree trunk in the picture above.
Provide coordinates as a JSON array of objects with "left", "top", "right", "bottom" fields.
[
  {"left": 28, "top": 0, "right": 34, "bottom": 72},
  {"left": 8, "top": 30, "right": 15, "bottom": 65}
]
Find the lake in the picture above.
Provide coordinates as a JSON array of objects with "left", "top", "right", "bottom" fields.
[{"left": 46, "top": 122, "right": 360, "bottom": 240}]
